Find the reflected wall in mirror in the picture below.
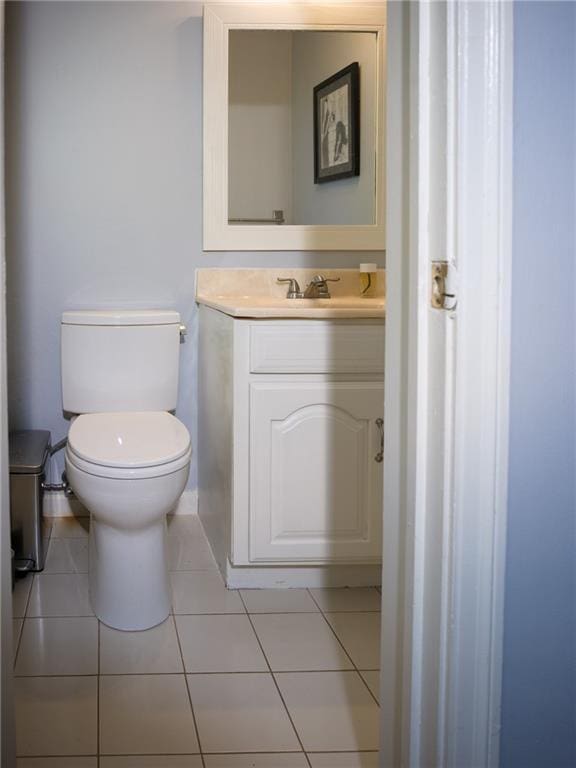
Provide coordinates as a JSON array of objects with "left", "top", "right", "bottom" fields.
[
  {"left": 228, "top": 30, "right": 377, "bottom": 226},
  {"left": 203, "top": 4, "right": 386, "bottom": 251}
]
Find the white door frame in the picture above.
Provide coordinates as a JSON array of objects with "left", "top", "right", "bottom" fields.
[
  {"left": 0, "top": 1, "right": 16, "bottom": 764},
  {"left": 381, "top": 2, "right": 513, "bottom": 766}
]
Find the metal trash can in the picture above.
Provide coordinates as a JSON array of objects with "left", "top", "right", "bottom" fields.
[{"left": 9, "top": 430, "right": 51, "bottom": 572}]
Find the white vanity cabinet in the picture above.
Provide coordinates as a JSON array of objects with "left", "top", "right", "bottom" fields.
[{"left": 198, "top": 305, "right": 385, "bottom": 584}]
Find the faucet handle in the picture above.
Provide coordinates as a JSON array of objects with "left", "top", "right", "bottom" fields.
[
  {"left": 306, "top": 274, "right": 341, "bottom": 299},
  {"left": 311, "top": 274, "right": 341, "bottom": 284},
  {"left": 277, "top": 278, "right": 303, "bottom": 299}
]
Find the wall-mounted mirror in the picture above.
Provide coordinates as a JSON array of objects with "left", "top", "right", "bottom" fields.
[
  {"left": 204, "top": 4, "right": 386, "bottom": 251},
  {"left": 229, "top": 30, "right": 377, "bottom": 227}
]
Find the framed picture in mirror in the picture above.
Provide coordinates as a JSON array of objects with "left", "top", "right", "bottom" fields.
[{"left": 314, "top": 62, "right": 360, "bottom": 184}]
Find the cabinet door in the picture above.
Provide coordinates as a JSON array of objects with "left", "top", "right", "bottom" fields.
[{"left": 249, "top": 382, "right": 384, "bottom": 562}]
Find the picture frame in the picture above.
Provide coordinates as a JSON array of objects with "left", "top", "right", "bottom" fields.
[{"left": 313, "top": 62, "right": 360, "bottom": 184}]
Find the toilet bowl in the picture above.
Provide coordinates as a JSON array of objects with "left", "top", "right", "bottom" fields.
[
  {"left": 65, "top": 411, "right": 191, "bottom": 631},
  {"left": 60, "top": 309, "right": 191, "bottom": 631}
]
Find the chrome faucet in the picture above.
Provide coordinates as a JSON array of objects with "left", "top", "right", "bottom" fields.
[
  {"left": 277, "top": 274, "right": 341, "bottom": 299},
  {"left": 303, "top": 274, "right": 341, "bottom": 299}
]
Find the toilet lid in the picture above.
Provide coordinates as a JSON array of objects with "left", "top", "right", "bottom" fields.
[{"left": 67, "top": 412, "right": 191, "bottom": 469}]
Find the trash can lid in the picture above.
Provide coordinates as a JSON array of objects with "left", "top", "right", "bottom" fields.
[{"left": 9, "top": 430, "right": 51, "bottom": 474}]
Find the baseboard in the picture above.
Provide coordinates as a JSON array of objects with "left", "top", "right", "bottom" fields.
[
  {"left": 171, "top": 490, "right": 198, "bottom": 516},
  {"left": 43, "top": 491, "right": 88, "bottom": 518},
  {"left": 43, "top": 488, "right": 198, "bottom": 518},
  {"left": 224, "top": 561, "right": 382, "bottom": 589}
]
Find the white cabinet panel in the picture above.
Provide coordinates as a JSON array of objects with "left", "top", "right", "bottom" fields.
[
  {"left": 250, "top": 323, "right": 385, "bottom": 374},
  {"left": 250, "top": 382, "right": 384, "bottom": 562}
]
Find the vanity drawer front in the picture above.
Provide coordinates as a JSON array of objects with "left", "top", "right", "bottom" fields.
[{"left": 250, "top": 323, "right": 384, "bottom": 374}]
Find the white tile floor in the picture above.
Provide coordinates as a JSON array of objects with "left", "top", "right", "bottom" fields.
[{"left": 13, "top": 515, "right": 381, "bottom": 767}]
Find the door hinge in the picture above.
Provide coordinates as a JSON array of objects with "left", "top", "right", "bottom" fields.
[{"left": 431, "top": 262, "right": 458, "bottom": 310}]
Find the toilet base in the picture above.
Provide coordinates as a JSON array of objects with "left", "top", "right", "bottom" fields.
[{"left": 89, "top": 518, "right": 170, "bottom": 631}]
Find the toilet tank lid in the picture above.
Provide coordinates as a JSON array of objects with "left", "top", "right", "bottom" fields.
[{"left": 62, "top": 310, "right": 181, "bottom": 326}]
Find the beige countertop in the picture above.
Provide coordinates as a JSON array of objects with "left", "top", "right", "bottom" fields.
[{"left": 195, "top": 268, "right": 385, "bottom": 319}]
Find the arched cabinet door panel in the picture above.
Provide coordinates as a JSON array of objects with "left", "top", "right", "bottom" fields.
[{"left": 249, "top": 381, "right": 384, "bottom": 562}]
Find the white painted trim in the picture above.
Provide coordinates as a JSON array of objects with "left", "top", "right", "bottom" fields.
[
  {"left": 444, "top": 2, "right": 513, "bottom": 765},
  {"left": 225, "top": 560, "right": 381, "bottom": 589},
  {"left": 43, "top": 489, "right": 198, "bottom": 519},
  {"left": 381, "top": 1, "right": 512, "bottom": 766},
  {"left": 203, "top": 3, "right": 386, "bottom": 250},
  {"left": 0, "top": 3, "right": 15, "bottom": 763},
  {"left": 378, "top": 4, "right": 409, "bottom": 764}
]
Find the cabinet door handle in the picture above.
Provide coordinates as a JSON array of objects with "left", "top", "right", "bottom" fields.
[{"left": 375, "top": 417, "right": 384, "bottom": 463}]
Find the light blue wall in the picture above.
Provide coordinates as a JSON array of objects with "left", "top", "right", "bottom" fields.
[
  {"left": 501, "top": 3, "right": 576, "bottom": 766},
  {"left": 4, "top": 1, "right": 384, "bottom": 489}
]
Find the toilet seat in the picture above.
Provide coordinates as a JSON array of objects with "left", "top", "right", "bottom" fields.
[
  {"left": 66, "top": 444, "right": 192, "bottom": 480},
  {"left": 67, "top": 411, "right": 191, "bottom": 480}
]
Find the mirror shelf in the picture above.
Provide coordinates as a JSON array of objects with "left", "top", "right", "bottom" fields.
[{"left": 203, "top": 3, "right": 387, "bottom": 251}]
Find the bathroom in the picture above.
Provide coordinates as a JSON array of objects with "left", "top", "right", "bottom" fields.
[
  {"left": 6, "top": 1, "right": 384, "bottom": 765},
  {"left": 4, "top": 2, "right": 574, "bottom": 768}
]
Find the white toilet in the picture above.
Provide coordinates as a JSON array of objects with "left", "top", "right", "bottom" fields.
[{"left": 61, "top": 310, "right": 191, "bottom": 631}]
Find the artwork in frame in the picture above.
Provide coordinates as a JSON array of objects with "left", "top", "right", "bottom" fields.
[{"left": 313, "top": 62, "right": 360, "bottom": 184}]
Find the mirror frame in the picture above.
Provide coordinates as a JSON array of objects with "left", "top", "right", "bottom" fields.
[{"left": 203, "top": 3, "right": 387, "bottom": 251}]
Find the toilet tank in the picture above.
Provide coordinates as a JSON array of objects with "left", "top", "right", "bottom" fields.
[{"left": 61, "top": 310, "right": 182, "bottom": 413}]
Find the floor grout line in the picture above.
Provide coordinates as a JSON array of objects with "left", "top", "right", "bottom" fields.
[
  {"left": 23, "top": 615, "right": 97, "bottom": 620},
  {"left": 16, "top": 749, "right": 377, "bottom": 758},
  {"left": 18, "top": 608, "right": 379, "bottom": 617},
  {"left": 14, "top": 667, "right": 382, "bottom": 679},
  {"left": 173, "top": 612, "right": 206, "bottom": 767},
  {"left": 12, "top": 592, "right": 30, "bottom": 667},
  {"left": 311, "top": 593, "right": 382, "bottom": 709},
  {"left": 16, "top": 519, "right": 381, "bottom": 759},
  {"left": 238, "top": 590, "right": 313, "bottom": 768},
  {"left": 97, "top": 618, "right": 101, "bottom": 763},
  {"left": 17, "top": 750, "right": 388, "bottom": 757},
  {"left": 305, "top": 587, "right": 322, "bottom": 614},
  {"left": 22, "top": 573, "right": 35, "bottom": 619}
]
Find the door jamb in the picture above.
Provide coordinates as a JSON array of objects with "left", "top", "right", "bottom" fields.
[
  {"left": 381, "top": 2, "right": 513, "bottom": 765},
  {"left": 0, "top": 1, "right": 16, "bottom": 764}
]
